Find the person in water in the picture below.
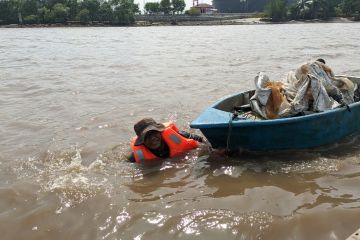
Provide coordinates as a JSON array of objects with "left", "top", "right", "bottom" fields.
[{"left": 128, "top": 118, "right": 203, "bottom": 163}]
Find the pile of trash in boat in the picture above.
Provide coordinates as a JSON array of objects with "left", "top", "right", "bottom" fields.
[{"left": 240, "top": 59, "right": 360, "bottom": 120}]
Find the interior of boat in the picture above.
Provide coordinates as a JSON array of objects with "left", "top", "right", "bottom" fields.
[
  {"left": 213, "top": 76, "right": 360, "bottom": 119},
  {"left": 214, "top": 90, "right": 254, "bottom": 113}
]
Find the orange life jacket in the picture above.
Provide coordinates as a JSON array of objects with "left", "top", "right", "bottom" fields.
[{"left": 131, "top": 122, "right": 199, "bottom": 163}]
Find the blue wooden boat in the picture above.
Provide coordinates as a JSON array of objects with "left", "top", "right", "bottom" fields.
[{"left": 191, "top": 76, "right": 360, "bottom": 151}]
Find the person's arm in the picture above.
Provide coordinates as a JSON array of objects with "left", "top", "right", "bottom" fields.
[{"left": 178, "top": 130, "right": 203, "bottom": 142}]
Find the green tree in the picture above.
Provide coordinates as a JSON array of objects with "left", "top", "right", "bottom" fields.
[
  {"left": 145, "top": 2, "right": 161, "bottom": 14},
  {"left": 66, "top": 0, "right": 79, "bottom": 21},
  {"left": 132, "top": 2, "right": 140, "bottom": 14},
  {"left": 172, "top": 0, "right": 185, "bottom": 14},
  {"left": 99, "top": 2, "right": 113, "bottom": 22},
  {"left": 80, "top": 0, "right": 100, "bottom": 21},
  {"left": 23, "top": 14, "right": 38, "bottom": 23},
  {"left": 265, "top": 0, "right": 287, "bottom": 20},
  {"left": 144, "top": 2, "right": 151, "bottom": 13},
  {"left": 10, "top": 0, "right": 25, "bottom": 24},
  {"left": 289, "top": 0, "right": 313, "bottom": 19},
  {"left": 289, "top": 0, "right": 337, "bottom": 19},
  {"left": 76, "top": 8, "right": 90, "bottom": 22},
  {"left": 113, "top": 0, "right": 136, "bottom": 25},
  {"left": 160, "top": 0, "right": 171, "bottom": 14},
  {"left": 0, "top": 0, "right": 139, "bottom": 25},
  {"left": 52, "top": 3, "right": 69, "bottom": 23},
  {"left": 312, "top": 0, "right": 331, "bottom": 19},
  {"left": 46, "top": 0, "right": 67, "bottom": 9},
  {"left": 0, "top": 0, "right": 19, "bottom": 24},
  {"left": 327, "top": 0, "right": 342, "bottom": 17},
  {"left": 341, "top": 0, "right": 360, "bottom": 16},
  {"left": 22, "top": 0, "right": 39, "bottom": 17},
  {"left": 37, "top": 6, "right": 50, "bottom": 23}
]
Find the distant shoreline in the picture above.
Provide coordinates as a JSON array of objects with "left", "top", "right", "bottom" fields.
[
  {"left": 137, "top": 17, "right": 358, "bottom": 27},
  {"left": 0, "top": 17, "right": 358, "bottom": 28}
]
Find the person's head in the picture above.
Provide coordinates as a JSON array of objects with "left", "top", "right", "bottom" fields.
[
  {"left": 144, "top": 130, "right": 162, "bottom": 149},
  {"left": 134, "top": 118, "right": 165, "bottom": 149}
]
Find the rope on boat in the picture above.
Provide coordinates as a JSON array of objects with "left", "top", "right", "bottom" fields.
[
  {"left": 225, "top": 112, "right": 233, "bottom": 155},
  {"left": 226, "top": 109, "right": 241, "bottom": 155}
]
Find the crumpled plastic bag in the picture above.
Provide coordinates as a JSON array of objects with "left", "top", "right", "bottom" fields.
[
  {"left": 250, "top": 72, "right": 291, "bottom": 119},
  {"left": 250, "top": 60, "right": 356, "bottom": 119}
]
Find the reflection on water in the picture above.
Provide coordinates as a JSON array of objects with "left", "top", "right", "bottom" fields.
[{"left": 1, "top": 24, "right": 360, "bottom": 239}]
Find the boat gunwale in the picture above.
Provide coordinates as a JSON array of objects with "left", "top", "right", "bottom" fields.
[{"left": 191, "top": 80, "right": 360, "bottom": 129}]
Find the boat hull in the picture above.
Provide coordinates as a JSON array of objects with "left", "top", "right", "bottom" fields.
[{"left": 191, "top": 78, "right": 360, "bottom": 151}]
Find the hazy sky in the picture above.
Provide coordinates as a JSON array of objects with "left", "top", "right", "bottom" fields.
[{"left": 135, "top": 0, "right": 213, "bottom": 12}]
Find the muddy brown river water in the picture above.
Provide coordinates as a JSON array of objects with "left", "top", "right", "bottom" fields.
[{"left": 1, "top": 23, "right": 360, "bottom": 240}]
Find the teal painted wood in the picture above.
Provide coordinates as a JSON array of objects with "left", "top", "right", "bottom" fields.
[{"left": 191, "top": 91, "right": 360, "bottom": 151}]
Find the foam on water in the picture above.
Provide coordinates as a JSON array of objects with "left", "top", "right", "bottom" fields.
[{"left": 172, "top": 209, "right": 275, "bottom": 238}]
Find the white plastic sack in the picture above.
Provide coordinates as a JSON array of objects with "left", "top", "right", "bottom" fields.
[{"left": 250, "top": 60, "right": 355, "bottom": 119}]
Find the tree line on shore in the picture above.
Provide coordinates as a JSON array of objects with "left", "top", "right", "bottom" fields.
[
  {"left": 0, "top": 0, "right": 193, "bottom": 25},
  {"left": 144, "top": 0, "right": 185, "bottom": 15},
  {"left": 265, "top": 0, "right": 360, "bottom": 21},
  {"left": 0, "top": 0, "right": 140, "bottom": 25},
  {"left": 1, "top": 0, "right": 360, "bottom": 26}
]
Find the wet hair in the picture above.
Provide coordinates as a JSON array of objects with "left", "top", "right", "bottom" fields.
[{"left": 316, "top": 58, "right": 326, "bottom": 64}]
